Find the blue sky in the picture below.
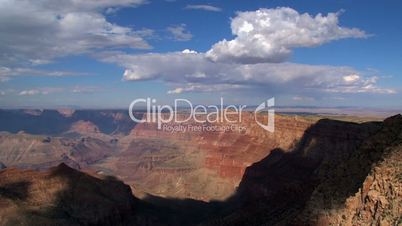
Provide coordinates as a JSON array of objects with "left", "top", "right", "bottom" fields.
[{"left": 0, "top": 0, "right": 401, "bottom": 109}]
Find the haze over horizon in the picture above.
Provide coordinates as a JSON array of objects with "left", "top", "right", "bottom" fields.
[{"left": 0, "top": 0, "right": 401, "bottom": 109}]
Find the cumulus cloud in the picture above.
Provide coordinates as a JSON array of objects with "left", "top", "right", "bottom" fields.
[
  {"left": 184, "top": 4, "right": 222, "bottom": 12},
  {"left": 182, "top": 49, "right": 198, "bottom": 54},
  {"left": 324, "top": 76, "right": 396, "bottom": 94},
  {"left": 97, "top": 51, "right": 394, "bottom": 95},
  {"left": 343, "top": 74, "right": 360, "bottom": 83},
  {"left": 91, "top": 7, "right": 395, "bottom": 97},
  {"left": 167, "top": 24, "right": 193, "bottom": 41},
  {"left": 0, "top": 0, "right": 150, "bottom": 67},
  {"left": 206, "top": 7, "right": 367, "bottom": 64}
]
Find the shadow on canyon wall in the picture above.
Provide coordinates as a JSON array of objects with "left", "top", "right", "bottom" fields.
[
  {"left": 1, "top": 115, "right": 400, "bottom": 226},
  {"left": 0, "top": 181, "right": 31, "bottom": 201}
]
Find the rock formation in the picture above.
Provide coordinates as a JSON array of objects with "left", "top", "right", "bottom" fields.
[
  {"left": 0, "top": 132, "right": 113, "bottom": 170},
  {"left": 0, "top": 163, "right": 138, "bottom": 226}
]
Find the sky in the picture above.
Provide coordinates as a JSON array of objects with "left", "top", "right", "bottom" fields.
[{"left": 0, "top": 0, "right": 401, "bottom": 109}]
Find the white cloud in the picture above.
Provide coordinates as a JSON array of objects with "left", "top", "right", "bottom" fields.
[
  {"left": 0, "top": 66, "right": 86, "bottom": 82},
  {"left": 184, "top": 4, "right": 222, "bottom": 12},
  {"left": 343, "top": 74, "right": 360, "bottom": 82},
  {"left": 324, "top": 76, "right": 396, "bottom": 94},
  {"left": 0, "top": 0, "right": 150, "bottom": 67},
  {"left": 167, "top": 24, "right": 193, "bottom": 41},
  {"left": 206, "top": 7, "right": 367, "bottom": 64},
  {"left": 17, "top": 85, "right": 101, "bottom": 96},
  {"left": 60, "top": 0, "right": 146, "bottom": 10},
  {"left": 19, "top": 89, "right": 41, "bottom": 96},
  {"left": 167, "top": 87, "right": 183, "bottom": 94},
  {"left": 97, "top": 50, "right": 394, "bottom": 95},
  {"left": 19, "top": 87, "right": 65, "bottom": 96},
  {"left": 182, "top": 49, "right": 198, "bottom": 54},
  {"left": 93, "top": 7, "right": 394, "bottom": 97}
]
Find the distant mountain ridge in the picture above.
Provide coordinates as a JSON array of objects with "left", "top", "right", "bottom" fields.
[{"left": 0, "top": 109, "right": 138, "bottom": 135}]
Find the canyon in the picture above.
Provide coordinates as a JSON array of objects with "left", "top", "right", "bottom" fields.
[
  {"left": 0, "top": 109, "right": 317, "bottom": 201},
  {"left": 0, "top": 109, "right": 401, "bottom": 225}
]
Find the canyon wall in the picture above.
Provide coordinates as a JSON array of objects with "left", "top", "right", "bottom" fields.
[{"left": 116, "top": 113, "right": 316, "bottom": 200}]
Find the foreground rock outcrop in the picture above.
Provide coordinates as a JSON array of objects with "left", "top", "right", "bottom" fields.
[
  {"left": 0, "top": 163, "right": 138, "bottom": 226},
  {"left": 297, "top": 115, "right": 402, "bottom": 225}
]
